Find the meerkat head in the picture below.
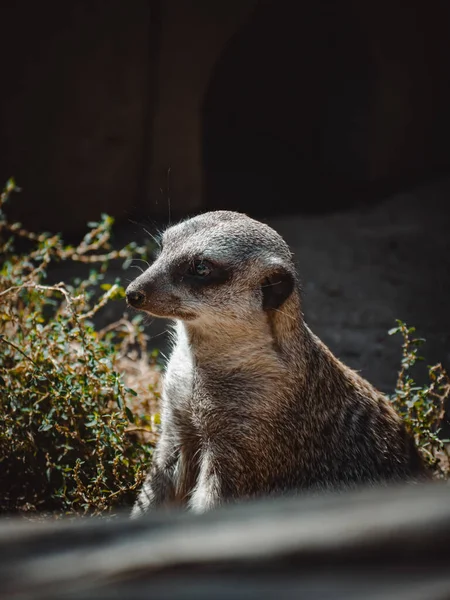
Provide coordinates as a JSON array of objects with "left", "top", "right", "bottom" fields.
[{"left": 125, "top": 211, "right": 299, "bottom": 326}]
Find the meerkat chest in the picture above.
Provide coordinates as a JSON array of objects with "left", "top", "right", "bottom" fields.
[
  {"left": 163, "top": 341, "right": 194, "bottom": 413},
  {"left": 164, "top": 327, "right": 289, "bottom": 438},
  {"left": 189, "top": 363, "right": 288, "bottom": 440}
]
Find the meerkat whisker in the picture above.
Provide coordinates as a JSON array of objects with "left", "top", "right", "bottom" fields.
[
  {"left": 132, "top": 258, "right": 152, "bottom": 270},
  {"left": 149, "top": 329, "right": 171, "bottom": 342},
  {"left": 129, "top": 265, "right": 145, "bottom": 274},
  {"left": 143, "top": 227, "right": 162, "bottom": 248}
]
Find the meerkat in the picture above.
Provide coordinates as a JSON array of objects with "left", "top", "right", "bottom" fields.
[{"left": 126, "top": 211, "right": 428, "bottom": 516}]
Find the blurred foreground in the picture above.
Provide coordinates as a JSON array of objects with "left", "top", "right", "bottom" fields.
[{"left": 1, "top": 481, "right": 450, "bottom": 599}]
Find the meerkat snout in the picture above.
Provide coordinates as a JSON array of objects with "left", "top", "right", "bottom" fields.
[{"left": 125, "top": 289, "right": 146, "bottom": 308}]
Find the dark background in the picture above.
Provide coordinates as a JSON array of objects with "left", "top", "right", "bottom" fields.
[{"left": 1, "top": 0, "right": 449, "bottom": 392}]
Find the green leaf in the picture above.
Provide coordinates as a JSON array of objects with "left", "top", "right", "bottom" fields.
[
  {"left": 39, "top": 422, "right": 53, "bottom": 432},
  {"left": 125, "top": 406, "right": 134, "bottom": 424}
]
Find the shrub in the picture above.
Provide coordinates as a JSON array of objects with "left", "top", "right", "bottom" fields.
[
  {"left": 389, "top": 321, "right": 450, "bottom": 478},
  {"left": 0, "top": 179, "right": 448, "bottom": 517},
  {"left": 0, "top": 180, "right": 160, "bottom": 516}
]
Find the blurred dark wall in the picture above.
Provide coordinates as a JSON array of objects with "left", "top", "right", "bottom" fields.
[
  {"left": 0, "top": 1, "right": 154, "bottom": 232},
  {"left": 0, "top": 0, "right": 450, "bottom": 233},
  {"left": 203, "top": 0, "right": 450, "bottom": 214}
]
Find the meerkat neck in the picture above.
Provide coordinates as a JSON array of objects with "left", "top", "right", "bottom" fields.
[
  {"left": 182, "top": 318, "right": 275, "bottom": 368},
  {"left": 179, "top": 291, "right": 307, "bottom": 375}
]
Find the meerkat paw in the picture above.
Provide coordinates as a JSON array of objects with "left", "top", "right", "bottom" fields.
[{"left": 189, "top": 485, "right": 221, "bottom": 513}]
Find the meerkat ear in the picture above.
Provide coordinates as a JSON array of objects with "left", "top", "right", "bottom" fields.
[{"left": 261, "top": 267, "right": 295, "bottom": 310}]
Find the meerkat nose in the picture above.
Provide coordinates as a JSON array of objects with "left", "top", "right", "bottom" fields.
[{"left": 126, "top": 289, "right": 146, "bottom": 308}]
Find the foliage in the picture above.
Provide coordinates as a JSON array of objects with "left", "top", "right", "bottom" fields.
[
  {"left": 389, "top": 320, "right": 450, "bottom": 478},
  {"left": 0, "top": 179, "right": 160, "bottom": 516}
]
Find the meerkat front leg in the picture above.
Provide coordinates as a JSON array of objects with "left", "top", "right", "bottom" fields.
[
  {"left": 130, "top": 429, "right": 178, "bottom": 518},
  {"left": 188, "top": 447, "right": 222, "bottom": 513}
]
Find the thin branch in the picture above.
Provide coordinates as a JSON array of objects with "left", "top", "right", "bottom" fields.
[{"left": 0, "top": 335, "right": 49, "bottom": 379}]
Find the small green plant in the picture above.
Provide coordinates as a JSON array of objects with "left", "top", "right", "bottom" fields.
[
  {"left": 0, "top": 180, "right": 159, "bottom": 516},
  {"left": 389, "top": 320, "right": 450, "bottom": 478}
]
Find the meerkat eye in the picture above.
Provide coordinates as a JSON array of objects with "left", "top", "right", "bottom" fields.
[
  {"left": 189, "top": 259, "right": 213, "bottom": 278},
  {"left": 180, "top": 258, "right": 230, "bottom": 287}
]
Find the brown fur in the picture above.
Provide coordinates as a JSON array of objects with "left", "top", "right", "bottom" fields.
[{"left": 126, "top": 211, "right": 428, "bottom": 516}]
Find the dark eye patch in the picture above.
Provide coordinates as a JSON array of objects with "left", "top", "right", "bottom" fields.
[
  {"left": 172, "top": 257, "right": 230, "bottom": 288},
  {"left": 188, "top": 259, "right": 214, "bottom": 278}
]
